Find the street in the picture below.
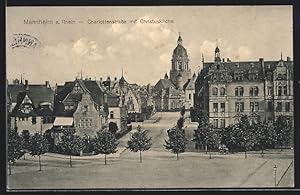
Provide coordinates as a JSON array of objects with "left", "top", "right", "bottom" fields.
[{"left": 7, "top": 112, "right": 294, "bottom": 189}]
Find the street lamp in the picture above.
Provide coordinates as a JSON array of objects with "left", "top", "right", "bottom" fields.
[{"left": 273, "top": 165, "right": 277, "bottom": 187}]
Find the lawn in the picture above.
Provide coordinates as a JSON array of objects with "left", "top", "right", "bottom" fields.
[{"left": 7, "top": 149, "right": 294, "bottom": 190}]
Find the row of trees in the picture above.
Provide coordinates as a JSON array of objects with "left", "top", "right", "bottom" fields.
[
  {"left": 193, "top": 114, "right": 293, "bottom": 159},
  {"left": 163, "top": 108, "right": 293, "bottom": 160},
  {"left": 8, "top": 124, "right": 153, "bottom": 174}
]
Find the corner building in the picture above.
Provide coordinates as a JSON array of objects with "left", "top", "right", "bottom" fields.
[{"left": 195, "top": 47, "right": 293, "bottom": 129}]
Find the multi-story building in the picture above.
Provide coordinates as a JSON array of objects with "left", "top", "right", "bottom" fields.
[
  {"left": 8, "top": 79, "right": 55, "bottom": 134},
  {"left": 195, "top": 46, "right": 293, "bottom": 129}
]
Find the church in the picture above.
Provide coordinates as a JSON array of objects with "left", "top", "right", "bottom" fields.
[{"left": 153, "top": 34, "right": 196, "bottom": 111}]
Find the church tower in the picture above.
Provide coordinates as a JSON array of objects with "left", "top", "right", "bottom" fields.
[{"left": 169, "top": 33, "right": 191, "bottom": 89}]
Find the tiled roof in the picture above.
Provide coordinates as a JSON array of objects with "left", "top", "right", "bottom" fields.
[
  {"left": 203, "top": 59, "right": 293, "bottom": 82},
  {"left": 8, "top": 84, "right": 54, "bottom": 107},
  {"left": 153, "top": 79, "right": 176, "bottom": 91}
]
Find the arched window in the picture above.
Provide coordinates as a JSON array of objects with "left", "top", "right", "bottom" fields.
[
  {"left": 235, "top": 87, "right": 244, "bottom": 96},
  {"left": 220, "top": 87, "right": 226, "bottom": 96},
  {"left": 250, "top": 88, "right": 254, "bottom": 96},
  {"left": 212, "top": 87, "right": 218, "bottom": 96}
]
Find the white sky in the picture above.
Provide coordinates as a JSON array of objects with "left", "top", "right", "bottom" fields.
[{"left": 6, "top": 6, "right": 293, "bottom": 86}]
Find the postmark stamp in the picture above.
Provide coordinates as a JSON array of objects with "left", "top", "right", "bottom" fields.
[{"left": 10, "top": 33, "right": 41, "bottom": 49}]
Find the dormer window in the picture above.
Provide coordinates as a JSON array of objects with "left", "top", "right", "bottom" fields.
[{"left": 234, "top": 72, "right": 244, "bottom": 81}]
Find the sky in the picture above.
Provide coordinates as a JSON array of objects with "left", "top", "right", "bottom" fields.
[{"left": 6, "top": 6, "right": 293, "bottom": 86}]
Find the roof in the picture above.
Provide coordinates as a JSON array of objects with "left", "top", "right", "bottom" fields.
[
  {"left": 53, "top": 117, "right": 73, "bottom": 126},
  {"left": 119, "top": 76, "right": 128, "bottom": 85},
  {"left": 153, "top": 79, "right": 176, "bottom": 91},
  {"left": 8, "top": 84, "right": 54, "bottom": 107},
  {"left": 203, "top": 59, "right": 293, "bottom": 82},
  {"left": 172, "top": 44, "right": 188, "bottom": 58}
]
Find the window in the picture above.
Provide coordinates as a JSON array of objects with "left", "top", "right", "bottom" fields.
[
  {"left": 213, "top": 103, "right": 218, "bottom": 112},
  {"left": 285, "top": 102, "right": 290, "bottom": 112},
  {"left": 267, "top": 102, "right": 273, "bottom": 112},
  {"left": 283, "top": 86, "right": 287, "bottom": 95},
  {"left": 250, "top": 88, "right": 253, "bottom": 96},
  {"left": 110, "top": 111, "right": 114, "bottom": 119},
  {"left": 234, "top": 72, "right": 244, "bottom": 81},
  {"left": 220, "top": 119, "right": 225, "bottom": 128},
  {"left": 235, "top": 87, "right": 244, "bottom": 96},
  {"left": 216, "top": 64, "right": 220, "bottom": 70},
  {"left": 250, "top": 102, "right": 259, "bottom": 112},
  {"left": 250, "top": 87, "right": 259, "bottom": 96},
  {"left": 235, "top": 102, "right": 244, "bottom": 112},
  {"left": 278, "top": 86, "right": 282, "bottom": 96},
  {"left": 79, "top": 118, "right": 93, "bottom": 128},
  {"left": 254, "top": 87, "right": 259, "bottom": 96},
  {"left": 212, "top": 87, "right": 218, "bottom": 96},
  {"left": 276, "top": 102, "right": 282, "bottom": 112},
  {"left": 189, "top": 94, "right": 191, "bottom": 100},
  {"left": 212, "top": 119, "right": 218, "bottom": 128},
  {"left": 220, "top": 103, "right": 225, "bottom": 112},
  {"left": 220, "top": 87, "right": 226, "bottom": 96},
  {"left": 32, "top": 116, "right": 36, "bottom": 124},
  {"left": 268, "top": 86, "right": 273, "bottom": 96}
]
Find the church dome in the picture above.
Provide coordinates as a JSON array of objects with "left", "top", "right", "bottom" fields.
[{"left": 172, "top": 45, "right": 188, "bottom": 58}]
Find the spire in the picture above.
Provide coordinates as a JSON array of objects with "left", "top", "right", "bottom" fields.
[
  {"left": 281, "top": 52, "right": 283, "bottom": 60},
  {"left": 177, "top": 32, "right": 183, "bottom": 45},
  {"left": 122, "top": 67, "right": 124, "bottom": 77}
]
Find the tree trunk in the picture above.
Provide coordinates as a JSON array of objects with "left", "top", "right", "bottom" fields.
[
  {"left": 38, "top": 155, "right": 41, "bottom": 171},
  {"left": 8, "top": 161, "right": 11, "bottom": 175},
  {"left": 69, "top": 154, "right": 72, "bottom": 168},
  {"left": 139, "top": 150, "right": 142, "bottom": 163},
  {"left": 245, "top": 149, "right": 247, "bottom": 159},
  {"left": 205, "top": 145, "right": 208, "bottom": 154},
  {"left": 209, "top": 149, "right": 211, "bottom": 159},
  {"left": 23, "top": 153, "right": 26, "bottom": 160},
  {"left": 280, "top": 143, "right": 283, "bottom": 151},
  {"left": 105, "top": 154, "right": 107, "bottom": 165},
  {"left": 261, "top": 146, "right": 264, "bottom": 157},
  {"left": 176, "top": 152, "right": 179, "bottom": 160}
]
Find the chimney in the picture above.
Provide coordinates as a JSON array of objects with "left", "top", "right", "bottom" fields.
[
  {"left": 222, "top": 58, "right": 225, "bottom": 62},
  {"left": 114, "top": 77, "right": 117, "bottom": 81},
  {"left": 100, "top": 77, "right": 102, "bottom": 82},
  {"left": 287, "top": 56, "right": 291, "bottom": 61},
  {"left": 45, "top": 81, "right": 50, "bottom": 88},
  {"left": 227, "top": 58, "right": 230, "bottom": 62},
  {"left": 25, "top": 80, "right": 29, "bottom": 91}
]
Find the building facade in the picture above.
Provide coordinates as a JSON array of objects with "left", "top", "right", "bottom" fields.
[{"left": 195, "top": 47, "right": 294, "bottom": 129}]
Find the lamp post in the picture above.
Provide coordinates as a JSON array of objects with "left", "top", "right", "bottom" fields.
[{"left": 274, "top": 165, "right": 277, "bottom": 187}]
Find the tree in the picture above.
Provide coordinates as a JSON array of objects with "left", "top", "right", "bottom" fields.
[
  {"left": 29, "top": 133, "right": 49, "bottom": 171},
  {"left": 253, "top": 121, "right": 276, "bottom": 157},
  {"left": 93, "top": 128, "right": 119, "bottom": 165},
  {"left": 164, "top": 127, "right": 187, "bottom": 160},
  {"left": 274, "top": 115, "right": 292, "bottom": 151},
  {"left": 193, "top": 117, "right": 219, "bottom": 159},
  {"left": 177, "top": 117, "right": 185, "bottom": 130},
  {"left": 58, "top": 128, "right": 85, "bottom": 167},
  {"left": 235, "top": 115, "right": 256, "bottom": 159},
  {"left": 126, "top": 125, "right": 152, "bottom": 162},
  {"left": 20, "top": 130, "right": 31, "bottom": 160},
  {"left": 7, "top": 127, "right": 23, "bottom": 175}
]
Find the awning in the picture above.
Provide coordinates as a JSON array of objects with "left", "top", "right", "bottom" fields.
[{"left": 53, "top": 117, "right": 73, "bottom": 126}]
